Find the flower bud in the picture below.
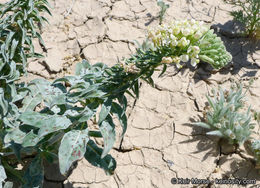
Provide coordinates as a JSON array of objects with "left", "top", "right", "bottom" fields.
[
  {"left": 171, "top": 39, "right": 178, "bottom": 46},
  {"left": 191, "top": 58, "right": 200, "bottom": 67},
  {"left": 194, "top": 31, "right": 202, "bottom": 39},
  {"left": 178, "top": 37, "right": 190, "bottom": 47},
  {"left": 161, "top": 57, "right": 173, "bottom": 64},
  {"left": 182, "top": 28, "right": 191, "bottom": 36},
  {"left": 215, "top": 123, "right": 222, "bottom": 128},
  {"left": 180, "top": 54, "right": 189, "bottom": 62},
  {"left": 173, "top": 27, "right": 180, "bottom": 35},
  {"left": 193, "top": 46, "right": 200, "bottom": 53}
]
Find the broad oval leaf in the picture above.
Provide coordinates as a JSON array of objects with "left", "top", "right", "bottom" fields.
[
  {"left": 58, "top": 129, "right": 89, "bottom": 175},
  {"left": 4, "top": 127, "right": 26, "bottom": 144}
]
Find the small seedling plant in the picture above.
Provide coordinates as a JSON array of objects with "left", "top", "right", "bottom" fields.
[
  {"left": 224, "top": 0, "right": 260, "bottom": 37},
  {"left": 0, "top": 0, "right": 233, "bottom": 187},
  {"left": 157, "top": 0, "right": 169, "bottom": 25}
]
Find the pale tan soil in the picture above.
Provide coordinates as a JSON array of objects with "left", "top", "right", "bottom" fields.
[{"left": 1, "top": 0, "right": 260, "bottom": 187}]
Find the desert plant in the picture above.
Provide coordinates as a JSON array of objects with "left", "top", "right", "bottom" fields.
[
  {"left": 224, "top": 0, "right": 260, "bottom": 37},
  {"left": 0, "top": 0, "right": 234, "bottom": 186},
  {"left": 157, "top": 0, "right": 169, "bottom": 25},
  {"left": 0, "top": 0, "right": 51, "bottom": 186},
  {"left": 251, "top": 140, "right": 260, "bottom": 168},
  {"left": 194, "top": 85, "right": 255, "bottom": 145},
  {"left": 0, "top": 0, "right": 51, "bottom": 78},
  {"left": 147, "top": 20, "right": 232, "bottom": 69}
]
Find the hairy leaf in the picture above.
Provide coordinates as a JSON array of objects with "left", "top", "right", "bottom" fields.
[
  {"left": 98, "top": 99, "right": 112, "bottom": 124},
  {"left": 58, "top": 129, "right": 89, "bottom": 175},
  {"left": 19, "top": 111, "right": 72, "bottom": 137},
  {"left": 4, "top": 127, "right": 26, "bottom": 144}
]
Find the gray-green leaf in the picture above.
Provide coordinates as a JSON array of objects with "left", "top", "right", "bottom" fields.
[
  {"left": 193, "top": 122, "right": 211, "bottom": 129},
  {"left": 19, "top": 111, "right": 72, "bottom": 137},
  {"left": 58, "top": 129, "right": 89, "bottom": 175}
]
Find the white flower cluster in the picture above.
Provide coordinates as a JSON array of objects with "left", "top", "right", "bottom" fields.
[{"left": 147, "top": 19, "right": 210, "bottom": 68}]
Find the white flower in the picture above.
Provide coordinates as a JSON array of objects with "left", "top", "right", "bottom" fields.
[
  {"left": 182, "top": 28, "right": 191, "bottom": 36},
  {"left": 191, "top": 58, "right": 200, "bottom": 67},
  {"left": 187, "top": 46, "right": 192, "bottom": 53},
  {"left": 178, "top": 37, "right": 190, "bottom": 47},
  {"left": 170, "top": 34, "right": 176, "bottom": 40},
  {"left": 162, "top": 39, "right": 167, "bottom": 46},
  {"left": 173, "top": 26, "right": 180, "bottom": 35},
  {"left": 188, "top": 46, "right": 200, "bottom": 54},
  {"left": 161, "top": 57, "right": 173, "bottom": 64},
  {"left": 171, "top": 39, "right": 178, "bottom": 46},
  {"left": 193, "top": 46, "right": 200, "bottom": 52},
  {"left": 194, "top": 31, "right": 202, "bottom": 39},
  {"left": 168, "top": 28, "right": 173, "bottom": 33},
  {"left": 180, "top": 54, "right": 189, "bottom": 62}
]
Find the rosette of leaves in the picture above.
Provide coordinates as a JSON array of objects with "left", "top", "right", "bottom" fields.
[
  {"left": 198, "top": 29, "right": 232, "bottom": 69},
  {"left": 157, "top": 0, "right": 169, "bottom": 25},
  {"left": 194, "top": 85, "right": 254, "bottom": 145}
]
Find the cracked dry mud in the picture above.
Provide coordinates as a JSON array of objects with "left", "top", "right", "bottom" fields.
[{"left": 2, "top": 0, "right": 259, "bottom": 187}]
